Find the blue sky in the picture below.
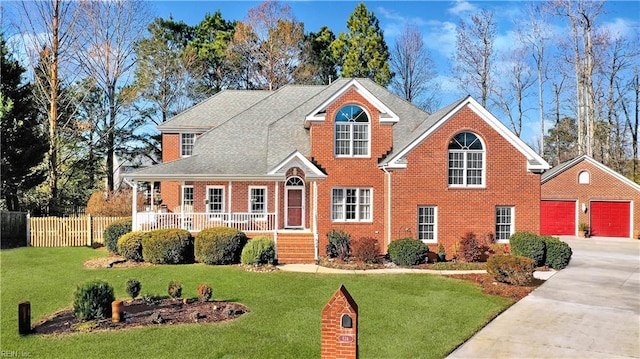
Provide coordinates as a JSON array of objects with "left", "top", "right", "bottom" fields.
[{"left": 151, "top": 1, "right": 639, "bottom": 145}]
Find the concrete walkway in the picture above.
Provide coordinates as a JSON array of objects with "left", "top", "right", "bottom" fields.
[{"left": 448, "top": 236, "right": 640, "bottom": 359}]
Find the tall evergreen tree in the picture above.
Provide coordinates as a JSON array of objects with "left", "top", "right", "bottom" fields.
[
  {"left": 0, "top": 36, "right": 47, "bottom": 211},
  {"left": 303, "top": 26, "right": 339, "bottom": 85},
  {"left": 330, "top": 3, "right": 392, "bottom": 86}
]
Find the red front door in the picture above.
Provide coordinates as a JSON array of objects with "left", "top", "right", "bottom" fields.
[
  {"left": 591, "top": 201, "right": 630, "bottom": 237},
  {"left": 541, "top": 200, "right": 576, "bottom": 235},
  {"left": 286, "top": 189, "right": 303, "bottom": 228}
]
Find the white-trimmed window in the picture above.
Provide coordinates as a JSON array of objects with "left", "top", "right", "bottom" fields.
[
  {"left": 417, "top": 206, "right": 437, "bottom": 243},
  {"left": 335, "top": 105, "right": 370, "bottom": 157},
  {"left": 206, "top": 186, "right": 225, "bottom": 213},
  {"left": 448, "top": 132, "right": 484, "bottom": 187},
  {"left": 181, "top": 185, "right": 194, "bottom": 211},
  {"left": 181, "top": 133, "right": 196, "bottom": 157},
  {"left": 331, "top": 187, "right": 372, "bottom": 222},
  {"left": 495, "top": 206, "right": 514, "bottom": 242},
  {"left": 249, "top": 187, "right": 267, "bottom": 215},
  {"left": 578, "top": 171, "right": 590, "bottom": 184}
]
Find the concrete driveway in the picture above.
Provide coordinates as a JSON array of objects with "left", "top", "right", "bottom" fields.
[{"left": 448, "top": 236, "right": 640, "bottom": 358}]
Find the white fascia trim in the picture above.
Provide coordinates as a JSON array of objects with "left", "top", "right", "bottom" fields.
[
  {"left": 127, "top": 174, "right": 284, "bottom": 182},
  {"left": 267, "top": 151, "right": 327, "bottom": 179},
  {"left": 158, "top": 127, "right": 211, "bottom": 134},
  {"left": 304, "top": 78, "right": 399, "bottom": 125},
  {"left": 384, "top": 97, "right": 550, "bottom": 172}
]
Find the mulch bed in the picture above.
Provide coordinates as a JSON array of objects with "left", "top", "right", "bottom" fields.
[
  {"left": 32, "top": 299, "right": 249, "bottom": 336},
  {"left": 448, "top": 273, "right": 544, "bottom": 301}
]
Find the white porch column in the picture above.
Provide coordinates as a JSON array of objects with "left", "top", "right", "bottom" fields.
[
  {"left": 313, "top": 181, "right": 318, "bottom": 261},
  {"left": 227, "top": 181, "right": 233, "bottom": 227},
  {"left": 274, "top": 181, "right": 279, "bottom": 258},
  {"left": 150, "top": 181, "right": 155, "bottom": 212},
  {"left": 131, "top": 180, "right": 138, "bottom": 230}
]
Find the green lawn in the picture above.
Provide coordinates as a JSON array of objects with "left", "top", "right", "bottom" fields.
[{"left": 1, "top": 247, "right": 511, "bottom": 358}]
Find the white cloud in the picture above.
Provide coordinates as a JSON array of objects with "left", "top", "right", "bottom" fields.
[
  {"left": 376, "top": 6, "right": 427, "bottom": 39},
  {"left": 602, "top": 17, "right": 639, "bottom": 41},
  {"left": 423, "top": 21, "right": 457, "bottom": 58},
  {"left": 448, "top": 0, "right": 477, "bottom": 16}
]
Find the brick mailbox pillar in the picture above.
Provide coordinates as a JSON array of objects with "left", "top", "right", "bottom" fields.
[{"left": 321, "top": 284, "right": 358, "bottom": 359}]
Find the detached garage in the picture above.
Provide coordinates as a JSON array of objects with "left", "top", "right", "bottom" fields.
[{"left": 541, "top": 156, "right": 640, "bottom": 239}]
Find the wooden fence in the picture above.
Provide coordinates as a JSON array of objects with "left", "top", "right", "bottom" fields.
[{"left": 29, "top": 216, "right": 130, "bottom": 247}]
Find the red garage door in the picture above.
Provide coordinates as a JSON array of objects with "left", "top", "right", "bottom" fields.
[
  {"left": 590, "top": 201, "right": 630, "bottom": 237},
  {"left": 541, "top": 200, "right": 576, "bottom": 235}
]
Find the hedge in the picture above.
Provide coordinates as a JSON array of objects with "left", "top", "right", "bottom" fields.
[
  {"left": 103, "top": 219, "right": 132, "bottom": 254},
  {"left": 487, "top": 255, "right": 534, "bottom": 286},
  {"left": 117, "top": 231, "right": 147, "bottom": 262},
  {"left": 541, "top": 236, "right": 573, "bottom": 269},
  {"left": 195, "top": 227, "right": 248, "bottom": 265},
  {"left": 241, "top": 236, "right": 276, "bottom": 265},
  {"left": 141, "top": 229, "right": 194, "bottom": 264},
  {"left": 387, "top": 238, "right": 428, "bottom": 266},
  {"left": 509, "top": 231, "right": 546, "bottom": 267}
]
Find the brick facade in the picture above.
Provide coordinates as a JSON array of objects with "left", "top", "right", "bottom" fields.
[
  {"left": 542, "top": 158, "right": 640, "bottom": 237},
  {"left": 321, "top": 285, "right": 358, "bottom": 359},
  {"left": 149, "top": 80, "right": 547, "bottom": 262}
]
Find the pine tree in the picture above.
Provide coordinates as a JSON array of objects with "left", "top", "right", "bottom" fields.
[
  {"left": 0, "top": 36, "right": 47, "bottom": 211},
  {"left": 331, "top": 3, "right": 392, "bottom": 86}
]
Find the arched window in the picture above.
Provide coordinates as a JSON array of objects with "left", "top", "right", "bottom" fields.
[
  {"left": 286, "top": 176, "right": 304, "bottom": 187},
  {"left": 448, "top": 132, "right": 485, "bottom": 187},
  {"left": 578, "top": 171, "right": 590, "bottom": 184},
  {"left": 335, "top": 105, "right": 369, "bottom": 157}
]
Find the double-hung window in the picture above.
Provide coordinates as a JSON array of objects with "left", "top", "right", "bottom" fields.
[
  {"left": 181, "top": 133, "right": 196, "bottom": 157},
  {"left": 249, "top": 187, "right": 267, "bottom": 216},
  {"left": 331, "top": 188, "right": 372, "bottom": 222},
  {"left": 207, "top": 187, "right": 225, "bottom": 213},
  {"left": 417, "top": 206, "right": 437, "bottom": 243},
  {"left": 181, "top": 186, "right": 193, "bottom": 211},
  {"left": 335, "top": 105, "right": 369, "bottom": 157},
  {"left": 448, "top": 132, "right": 484, "bottom": 187},
  {"left": 495, "top": 206, "right": 514, "bottom": 242}
]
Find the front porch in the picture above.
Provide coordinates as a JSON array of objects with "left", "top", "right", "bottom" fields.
[{"left": 135, "top": 211, "right": 277, "bottom": 233}]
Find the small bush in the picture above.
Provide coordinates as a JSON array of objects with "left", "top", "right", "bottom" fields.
[
  {"left": 241, "top": 236, "right": 276, "bottom": 265},
  {"left": 195, "top": 227, "right": 249, "bottom": 265},
  {"left": 142, "top": 229, "right": 194, "bottom": 264},
  {"left": 197, "top": 283, "right": 213, "bottom": 302},
  {"left": 509, "top": 231, "right": 546, "bottom": 267},
  {"left": 125, "top": 279, "right": 141, "bottom": 300},
  {"left": 487, "top": 255, "right": 534, "bottom": 286},
  {"left": 142, "top": 293, "right": 162, "bottom": 305},
  {"left": 73, "top": 280, "right": 115, "bottom": 320},
  {"left": 542, "top": 236, "right": 572, "bottom": 269},
  {"left": 458, "top": 231, "right": 485, "bottom": 262},
  {"left": 387, "top": 238, "right": 429, "bottom": 266},
  {"left": 326, "top": 229, "right": 351, "bottom": 261},
  {"left": 117, "top": 231, "right": 146, "bottom": 262},
  {"left": 168, "top": 281, "right": 182, "bottom": 299},
  {"left": 103, "top": 219, "right": 132, "bottom": 255},
  {"left": 351, "top": 237, "right": 381, "bottom": 263}
]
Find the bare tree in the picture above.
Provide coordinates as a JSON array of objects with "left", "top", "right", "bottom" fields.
[
  {"left": 18, "top": 0, "right": 82, "bottom": 214},
  {"left": 618, "top": 67, "right": 639, "bottom": 181},
  {"left": 493, "top": 46, "right": 536, "bottom": 137},
  {"left": 551, "top": 0, "right": 604, "bottom": 157},
  {"left": 453, "top": 9, "right": 496, "bottom": 108},
  {"left": 226, "top": 1, "right": 305, "bottom": 91},
  {"left": 389, "top": 25, "right": 440, "bottom": 112},
  {"left": 74, "top": 0, "right": 151, "bottom": 191},
  {"left": 520, "top": 3, "right": 551, "bottom": 155}
]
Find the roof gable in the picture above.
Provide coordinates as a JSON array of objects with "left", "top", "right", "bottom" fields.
[
  {"left": 542, "top": 155, "right": 640, "bottom": 191},
  {"left": 380, "top": 96, "right": 550, "bottom": 173},
  {"left": 304, "top": 78, "right": 399, "bottom": 127}
]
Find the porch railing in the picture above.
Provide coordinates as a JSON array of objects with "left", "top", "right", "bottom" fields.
[{"left": 135, "top": 212, "right": 276, "bottom": 233}]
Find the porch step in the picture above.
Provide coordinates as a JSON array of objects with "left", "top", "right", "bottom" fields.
[{"left": 276, "top": 232, "right": 315, "bottom": 264}]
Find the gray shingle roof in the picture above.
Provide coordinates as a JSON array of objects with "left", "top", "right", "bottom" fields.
[
  {"left": 129, "top": 78, "right": 456, "bottom": 180},
  {"left": 157, "top": 90, "right": 271, "bottom": 131}
]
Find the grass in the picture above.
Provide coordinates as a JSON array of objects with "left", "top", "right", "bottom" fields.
[{"left": 1, "top": 247, "right": 511, "bottom": 358}]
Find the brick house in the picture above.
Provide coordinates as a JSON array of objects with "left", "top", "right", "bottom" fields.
[
  {"left": 128, "top": 78, "right": 549, "bottom": 263},
  {"left": 541, "top": 155, "right": 640, "bottom": 238}
]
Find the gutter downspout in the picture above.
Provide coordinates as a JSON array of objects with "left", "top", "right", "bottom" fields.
[{"left": 381, "top": 166, "right": 392, "bottom": 247}]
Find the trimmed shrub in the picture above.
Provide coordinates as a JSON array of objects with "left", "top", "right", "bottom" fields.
[
  {"left": 326, "top": 229, "right": 351, "bottom": 260},
  {"left": 103, "top": 219, "right": 132, "bottom": 255},
  {"left": 387, "top": 238, "right": 429, "bottom": 266},
  {"left": 487, "top": 255, "right": 534, "bottom": 286},
  {"left": 458, "top": 231, "right": 485, "bottom": 262},
  {"left": 117, "top": 231, "right": 146, "bottom": 262},
  {"left": 73, "top": 280, "right": 115, "bottom": 320},
  {"left": 168, "top": 281, "right": 182, "bottom": 299},
  {"left": 195, "top": 227, "right": 248, "bottom": 265},
  {"left": 142, "top": 229, "right": 194, "bottom": 264},
  {"left": 197, "top": 283, "right": 213, "bottom": 302},
  {"left": 125, "top": 279, "right": 141, "bottom": 300},
  {"left": 351, "top": 237, "right": 381, "bottom": 263},
  {"left": 241, "top": 236, "right": 276, "bottom": 265},
  {"left": 509, "top": 231, "right": 546, "bottom": 267},
  {"left": 542, "top": 236, "right": 572, "bottom": 269}
]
